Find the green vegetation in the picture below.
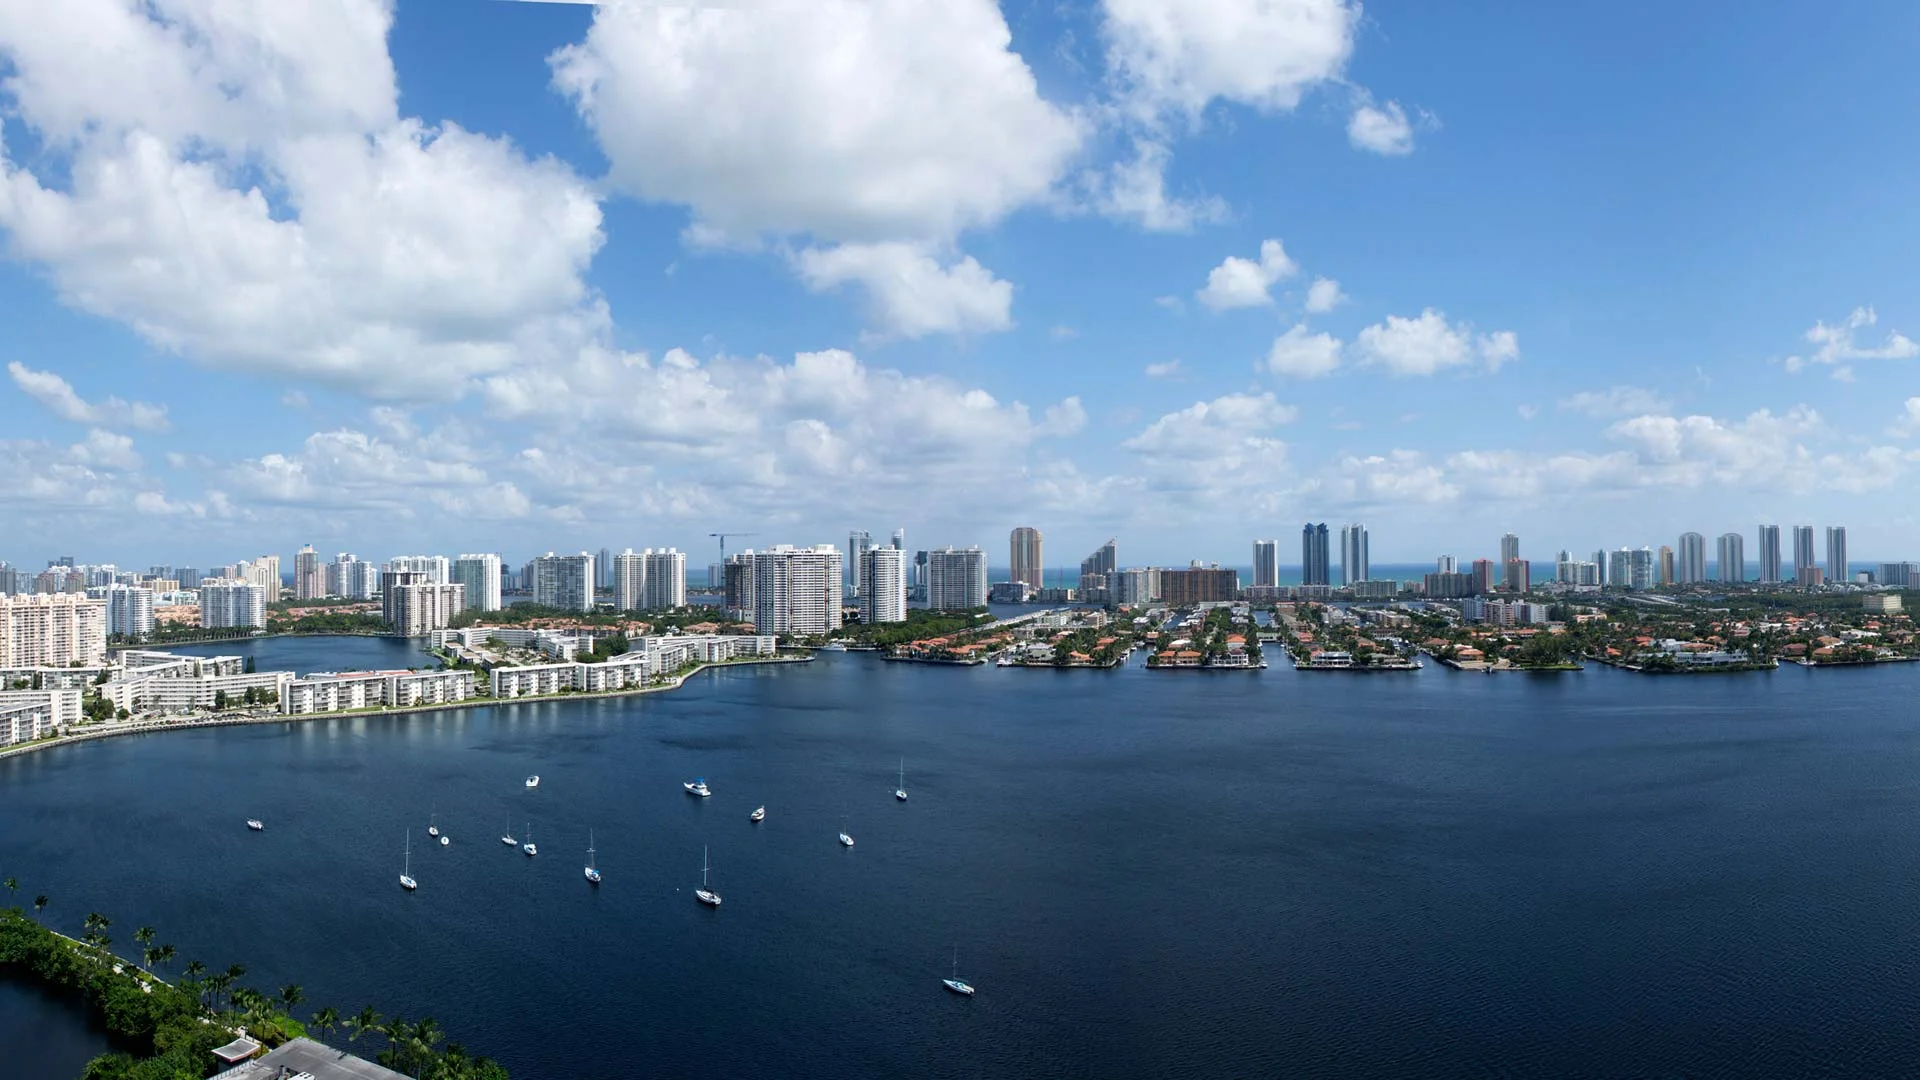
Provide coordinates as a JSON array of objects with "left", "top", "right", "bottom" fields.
[
  {"left": 266, "top": 610, "right": 389, "bottom": 635},
  {"left": 838, "top": 608, "right": 987, "bottom": 648},
  {"left": 0, "top": 898, "right": 508, "bottom": 1080},
  {"left": 449, "top": 604, "right": 736, "bottom": 634},
  {"left": 1149, "top": 607, "right": 1262, "bottom": 667}
]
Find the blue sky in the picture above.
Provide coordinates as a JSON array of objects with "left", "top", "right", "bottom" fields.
[{"left": 3, "top": 0, "right": 1919, "bottom": 573}]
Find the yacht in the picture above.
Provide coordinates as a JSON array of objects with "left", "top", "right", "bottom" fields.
[
  {"left": 399, "top": 830, "right": 418, "bottom": 892},
  {"left": 695, "top": 846, "right": 721, "bottom": 907},
  {"left": 585, "top": 831, "right": 601, "bottom": 885},
  {"left": 895, "top": 758, "right": 908, "bottom": 802},
  {"left": 942, "top": 949, "right": 974, "bottom": 996},
  {"left": 525, "top": 775, "right": 540, "bottom": 789},
  {"left": 501, "top": 816, "right": 517, "bottom": 847},
  {"left": 427, "top": 805, "right": 439, "bottom": 839},
  {"left": 839, "top": 818, "right": 855, "bottom": 847},
  {"left": 684, "top": 778, "right": 712, "bottom": 797},
  {"left": 749, "top": 806, "right": 766, "bottom": 823},
  {"left": 439, "top": 834, "right": 450, "bottom": 847},
  {"left": 246, "top": 819, "right": 264, "bottom": 832},
  {"left": 522, "top": 823, "right": 538, "bottom": 857}
]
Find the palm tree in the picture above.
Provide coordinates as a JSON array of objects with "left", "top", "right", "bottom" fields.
[
  {"left": 134, "top": 926, "right": 156, "bottom": 969},
  {"left": 32, "top": 895, "right": 46, "bottom": 922},
  {"left": 278, "top": 984, "right": 304, "bottom": 1016},
  {"left": 348, "top": 1007, "right": 383, "bottom": 1050},
  {"left": 311, "top": 1006, "right": 340, "bottom": 1047},
  {"left": 157, "top": 943, "right": 176, "bottom": 974},
  {"left": 413, "top": 1016, "right": 445, "bottom": 1077},
  {"left": 143, "top": 946, "right": 161, "bottom": 973},
  {"left": 383, "top": 1017, "right": 414, "bottom": 1074},
  {"left": 183, "top": 960, "right": 207, "bottom": 1006},
  {"left": 3, "top": 876, "right": 15, "bottom": 906}
]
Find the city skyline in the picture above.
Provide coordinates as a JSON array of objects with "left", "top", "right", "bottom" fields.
[{"left": 3, "top": 5, "right": 1920, "bottom": 561}]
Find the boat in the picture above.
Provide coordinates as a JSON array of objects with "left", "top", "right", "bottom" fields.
[
  {"left": 522, "top": 823, "right": 537, "bottom": 857},
  {"left": 749, "top": 806, "right": 765, "bottom": 823},
  {"left": 839, "top": 817, "right": 855, "bottom": 847},
  {"left": 427, "top": 804, "right": 439, "bottom": 839},
  {"left": 525, "top": 775, "right": 540, "bottom": 789},
  {"left": 684, "top": 777, "right": 712, "bottom": 797},
  {"left": 439, "top": 835, "right": 450, "bottom": 847},
  {"left": 585, "top": 830, "right": 601, "bottom": 885},
  {"left": 942, "top": 948, "right": 974, "bottom": 996},
  {"left": 501, "top": 816, "right": 517, "bottom": 847},
  {"left": 895, "top": 758, "right": 908, "bottom": 802},
  {"left": 245, "top": 819, "right": 263, "bottom": 831},
  {"left": 695, "top": 846, "right": 721, "bottom": 906},
  {"left": 399, "top": 830, "right": 417, "bottom": 892}
]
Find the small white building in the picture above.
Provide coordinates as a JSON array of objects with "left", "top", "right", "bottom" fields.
[{"left": 0, "top": 689, "right": 83, "bottom": 746}]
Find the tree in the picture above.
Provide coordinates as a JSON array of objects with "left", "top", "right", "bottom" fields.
[
  {"left": 134, "top": 925, "right": 156, "bottom": 969},
  {"left": 33, "top": 894, "right": 47, "bottom": 922},
  {"left": 213, "top": 690, "right": 229, "bottom": 710},
  {"left": 3, "top": 876, "right": 14, "bottom": 905},
  {"left": 157, "top": 942, "right": 175, "bottom": 974},
  {"left": 311, "top": 1005, "right": 341, "bottom": 1047},
  {"left": 348, "top": 1006, "right": 384, "bottom": 1050},
  {"left": 279, "top": 983, "right": 304, "bottom": 1015}
]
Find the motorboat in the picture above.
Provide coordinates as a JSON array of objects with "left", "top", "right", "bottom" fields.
[
  {"left": 684, "top": 778, "right": 712, "bottom": 797},
  {"left": 525, "top": 776, "right": 540, "bottom": 789},
  {"left": 750, "top": 806, "right": 766, "bottom": 823},
  {"left": 439, "top": 835, "right": 450, "bottom": 847},
  {"left": 695, "top": 846, "right": 721, "bottom": 906},
  {"left": 246, "top": 819, "right": 264, "bottom": 831}
]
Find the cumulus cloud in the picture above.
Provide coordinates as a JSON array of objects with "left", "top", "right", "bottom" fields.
[
  {"left": 1124, "top": 391, "right": 1297, "bottom": 509},
  {"left": 1347, "top": 100, "right": 1414, "bottom": 155},
  {"left": 1303, "top": 277, "right": 1345, "bottom": 314},
  {"left": 1891, "top": 397, "right": 1920, "bottom": 438},
  {"left": 1784, "top": 306, "right": 1918, "bottom": 373},
  {"left": 1264, "top": 324, "right": 1342, "bottom": 378},
  {"left": 1089, "top": 137, "right": 1229, "bottom": 232},
  {"left": 1144, "top": 359, "right": 1184, "bottom": 379},
  {"left": 1558, "top": 386, "right": 1673, "bottom": 418},
  {"left": 7, "top": 361, "right": 170, "bottom": 432},
  {"left": 1101, "top": 0, "right": 1360, "bottom": 121},
  {"left": 1354, "top": 309, "right": 1520, "bottom": 376},
  {"left": 794, "top": 242, "right": 1014, "bottom": 340},
  {"left": 1197, "top": 238, "right": 1297, "bottom": 310}
]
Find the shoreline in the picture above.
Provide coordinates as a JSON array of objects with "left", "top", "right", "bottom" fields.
[{"left": 0, "top": 655, "right": 811, "bottom": 762}]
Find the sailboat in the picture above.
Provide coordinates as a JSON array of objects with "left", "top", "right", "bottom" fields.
[
  {"left": 522, "top": 822, "right": 538, "bottom": 857},
  {"left": 839, "top": 817, "right": 855, "bottom": 847},
  {"left": 585, "top": 831, "right": 601, "bottom": 885},
  {"left": 501, "top": 816, "right": 517, "bottom": 847},
  {"left": 695, "top": 846, "right": 721, "bottom": 906},
  {"left": 942, "top": 948, "right": 974, "bottom": 996},
  {"left": 427, "top": 804, "right": 439, "bottom": 838},
  {"left": 895, "top": 758, "right": 908, "bottom": 801},
  {"left": 399, "top": 830, "right": 418, "bottom": 892},
  {"left": 749, "top": 806, "right": 766, "bottom": 823}
]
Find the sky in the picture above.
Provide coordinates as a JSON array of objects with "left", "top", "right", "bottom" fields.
[{"left": 3, "top": 0, "right": 1920, "bottom": 573}]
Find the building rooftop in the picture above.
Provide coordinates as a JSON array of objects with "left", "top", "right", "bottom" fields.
[{"left": 209, "top": 1038, "right": 410, "bottom": 1080}]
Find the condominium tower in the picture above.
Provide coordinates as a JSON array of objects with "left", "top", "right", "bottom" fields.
[
  {"left": 200, "top": 580, "right": 266, "bottom": 630},
  {"left": 1302, "top": 524, "right": 1330, "bottom": 586},
  {"left": 927, "top": 546, "right": 989, "bottom": 611},
  {"left": 385, "top": 555, "right": 450, "bottom": 585},
  {"left": 750, "top": 545, "right": 844, "bottom": 635},
  {"left": 1339, "top": 524, "right": 1369, "bottom": 587},
  {"left": 1757, "top": 525, "right": 1782, "bottom": 584},
  {"left": 294, "top": 545, "right": 322, "bottom": 600},
  {"left": 858, "top": 546, "right": 908, "bottom": 624},
  {"left": 1792, "top": 526, "right": 1817, "bottom": 582},
  {"left": 0, "top": 593, "right": 108, "bottom": 666},
  {"left": 1251, "top": 539, "right": 1279, "bottom": 589},
  {"left": 1677, "top": 532, "right": 1706, "bottom": 585},
  {"left": 1826, "top": 526, "right": 1848, "bottom": 585},
  {"left": 452, "top": 553, "right": 503, "bottom": 612},
  {"left": 1009, "top": 527, "right": 1044, "bottom": 593},
  {"left": 532, "top": 552, "right": 596, "bottom": 611},
  {"left": 1716, "top": 533, "right": 1745, "bottom": 583}
]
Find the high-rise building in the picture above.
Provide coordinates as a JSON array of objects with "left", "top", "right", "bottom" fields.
[
  {"left": 927, "top": 547, "right": 989, "bottom": 611},
  {"left": 1503, "top": 559, "right": 1530, "bottom": 593},
  {"left": 385, "top": 555, "right": 450, "bottom": 585},
  {"left": 1677, "top": 533, "right": 1706, "bottom": 585},
  {"left": 1471, "top": 559, "right": 1498, "bottom": 595},
  {"left": 294, "top": 545, "right": 322, "bottom": 600},
  {"left": 532, "top": 552, "right": 596, "bottom": 612},
  {"left": 1252, "top": 540, "right": 1279, "bottom": 588},
  {"left": 1877, "top": 562, "right": 1919, "bottom": 589},
  {"left": 1630, "top": 547, "right": 1655, "bottom": 590},
  {"left": 243, "top": 555, "right": 281, "bottom": 601},
  {"left": 1436, "top": 554, "right": 1458, "bottom": 575},
  {"left": 1607, "top": 549, "right": 1632, "bottom": 589},
  {"left": 1657, "top": 545, "right": 1675, "bottom": 587},
  {"left": 1757, "top": 525, "right": 1782, "bottom": 584},
  {"left": 1592, "top": 548, "right": 1608, "bottom": 587},
  {"left": 750, "top": 545, "right": 844, "bottom": 635},
  {"left": 1079, "top": 539, "right": 1117, "bottom": 602},
  {"left": 1160, "top": 564, "right": 1239, "bottom": 606},
  {"left": 614, "top": 550, "right": 647, "bottom": 611},
  {"left": 858, "top": 547, "right": 907, "bottom": 624},
  {"left": 387, "top": 579, "right": 464, "bottom": 637},
  {"left": 1826, "top": 526, "right": 1848, "bottom": 586},
  {"left": 723, "top": 553, "right": 756, "bottom": 621},
  {"left": 1500, "top": 533, "right": 1520, "bottom": 565},
  {"left": 1792, "top": 526, "right": 1816, "bottom": 582},
  {"left": 1339, "top": 524, "right": 1369, "bottom": 586},
  {"left": 325, "top": 554, "right": 379, "bottom": 599},
  {"left": 1717, "top": 533, "right": 1746, "bottom": 584},
  {"left": 846, "top": 530, "right": 874, "bottom": 597},
  {"left": 98, "top": 584, "right": 155, "bottom": 639},
  {"left": 200, "top": 580, "right": 266, "bottom": 630},
  {"left": 452, "top": 553, "right": 502, "bottom": 612},
  {"left": 1302, "top": 524, "right": 1330, "bottom": 586},
  {"left": 891, "top": 528, "right": 905, "bottom": 551},
  {"left": 1009, "top": 527, "right": 1044, "bottom": 593},
  {"left": 645, "top": 549, "right": 687, "bottom": 610},
  {"left": 597, "top": 547, "right": 613, "bottom": 592},
  {"left": 1115, "top": 567, "right": 1161, "bottom": 605},
  {"left": 0, "top": 593, "right": 108, "bottom": 665}
]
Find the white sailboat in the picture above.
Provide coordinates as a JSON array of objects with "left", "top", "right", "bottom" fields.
[
  {"left": 839, "top": 817, "right": 855, "bottom": 847},
  {"left": 695, "top": 846, "right": 721, "bottom": 906},
  {"left": 895, "top": 758, "right": 908, "bottom": 801},
  {"left": 942, "top": 948, "right": 974, "bottom": 996},
  {"left": 750, "top": 805, "right": 766, "bottom": 823},
  {"left": 522, "top": 822, "right": 538, "bottom": 857},
  {"left": 501, "top": 816, "right": 517, "bottom": 847},
  {"left": 399, "top": 830, "right": 418, "bottom": 891},
  {"left": 585, "top": 830, "right": 601, "bottom": 884},
  {"left": 427, "top": 804, "right": 439, "bottom": 839}
]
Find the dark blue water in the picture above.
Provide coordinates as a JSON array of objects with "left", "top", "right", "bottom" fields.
[
  {"left": 8, "top": 639, "right": 1920, "bottom": 1078},
  {"left": 0, "top": 979, "right": 119, "bottom": 1078}
]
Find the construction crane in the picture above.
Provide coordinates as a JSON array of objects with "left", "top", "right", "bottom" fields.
[{"left": 714, "top": 530, "right": 756, "bottom": 557}]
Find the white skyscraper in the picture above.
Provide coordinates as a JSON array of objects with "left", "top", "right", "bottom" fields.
[
  {"left": 1792, "top": 526, "right": 1816, "bottom": 582},
  {"left": 294, "top": 545, "right": 322, "bottom": 600},
  {"left": 533, "top": 552, "right": 596, "bottom": 611},
  {"left": 614, "top": 550, "right": 647, "bottom": 611},
  {"left": 644, "top": 548, "right": 687, "bottom": 610},
  {"left": 200, "top": 580, "right": 266, "bottom": 629},
  {"left": 385, "top": 555, "right": 450, "bottom": 585},
  {"left": 1757, "top": 525, "right": 1782, "bottom": 584},
  {"left": 1717, "top": 532, "right": 1745, "bottom": 583},
  {"left": 100, "top": 584, "right": 155, "bottom": 639},
  {"left": 1826, "top": 526, "right": 1848, "bottom": 585},
  {"left": 858, "top": 547, "right": 908, "bottom": 624},
  {"left": 846, "top": 530, "right": 874, "bottom": 596},
  {"left": 1436, "top": 554, "right": 1458, "bottom": 574},
  {"left": 452, "top": 553, "right": 502, "bottom": 612},
  {"left": 242, "top": 555, "right": 281, "bottom": 600},
  {"left": 1500, "top": 533, "right": 1520, "bottom": 565},
  {"left": 1676, "top": 532, "right": 1707, "bottom": 585},
  {"left": 388, "top": 582, "right": 465, "bottom": 636},
  {"left": 1251, "top": 540, "right": 1279, "bottom": 588},
  {"left": 0, "top": 593, "right": 108, "bottom": 666},
  {"left": 750, "top": 545, "right": 844, "bottom": 635},
  {"left": 926, "top": 546, "right": 989, "bottom": 611},
  {"left": 1339, "top": 524, "right": 1369, "bottom": 586}
]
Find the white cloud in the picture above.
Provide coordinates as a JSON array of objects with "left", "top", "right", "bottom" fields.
[
  {"left": 1264, "top": 323, "right": 1342, "bottom": 378},
  {"left": 794, "top": 242, "right": 1014, "bottom": 340},
  {"left": 1354, "top": 309, "right": 1520, "bottom": 376},
  {"left": 1557, "top": 386, "right": 1673, "bottom": 418},
  {"left": 1517, "top": 404, "right": 1539, "bottom": 420},
  {"left": 549, "top": 0, "right": 1083, "bottom": 245},
  {"left": 1101, "top": 0, "right": 1360, "bottom": 121},
  {"left": 1347, "top": 100, "right": 1414, "bottom": 155},
  {"left": 1154, "top": 294, "right": 1186, "bottom": 312},
  {"left": 0, "top": 1, "right": 606, "bottom": 399},
  {"left": 1089, "top": 137, "right": 1228, "bottom": 232},
  {"left": 1126, "top": 392, "right": 1296, "bottom": 455},
  {"left": 69, "top": 429, "right": 141, "bottom": 471},
  {"left": 7, "top": 361, "right": 171, "bottom": 432},
  {"left": 1144, "top": 359, "right": 1184, "bottom": 379},
  {"left": 1197, "top": 238, "right": 1297, "bottom": 310},
  {"left": 1890, "top": 397, "right": 1920, "bottom": 437},
  {"left": 1790, "top": 306, "right": 1919, "bottom": 369},
  {"left": 1303, "top": 277, "right": 1345, "bottom": 314},
  {"left": 1124, "top": 391, "right": 1297, "bottom": 510}
]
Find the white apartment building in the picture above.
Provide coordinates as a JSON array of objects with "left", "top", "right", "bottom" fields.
[
  {"left": 240, "top": 555, "right": 281, "bottom": 600},
  {"left": 103, "top": 670, "right": 296, "bottom": 714},
  {"left": 325, "top": 554, "right": 381, "bottom": 600},
  {"left": 452, "top": 554, "right": 502, "bottom": 612},
  {"left": 488, "top": 635, "right": 776, "bottom": 697},
  {"left": 0, "top": 688, "right": 82, "bottom": 745},
  {"left": 926, "top": 546, "right": 988, "bottom": 611},
  {"left": 489, "top": 663, "right": 580, "bottom": 698},
  {"left": 645, "top": 548, "right": 687, "bottom": 610},
  {"left": 200, "top": 580, "right": 267, "bottom": 629},
  {"left": 294, "top": 545, "right": 322, "bottom": 600},
  {"left": 533, "top": 552, "right": 596, "bottom": 611},
  {"left": 0, "top": 593, "right": 108, "bottom": 667},
  {"left": 389, "top": 582, "right": 465, "bottom": 637},
  {"left": 385, "top": 555, "right": 451, "bottom": 585},
  {"left": 858, "top": 547, "right": 908, "bottom": 624},
  {"left": 749, "top": 545, "right": 843, "bottom": 636},
  {"left": 281, "top": 669, "right": 476, "bottom": 714},
  {"left": 94, "top": 584, "right": 155, "bottom": 639},
  {"left": 614, "top": 550, "right": 647, "bottom": 611}
]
